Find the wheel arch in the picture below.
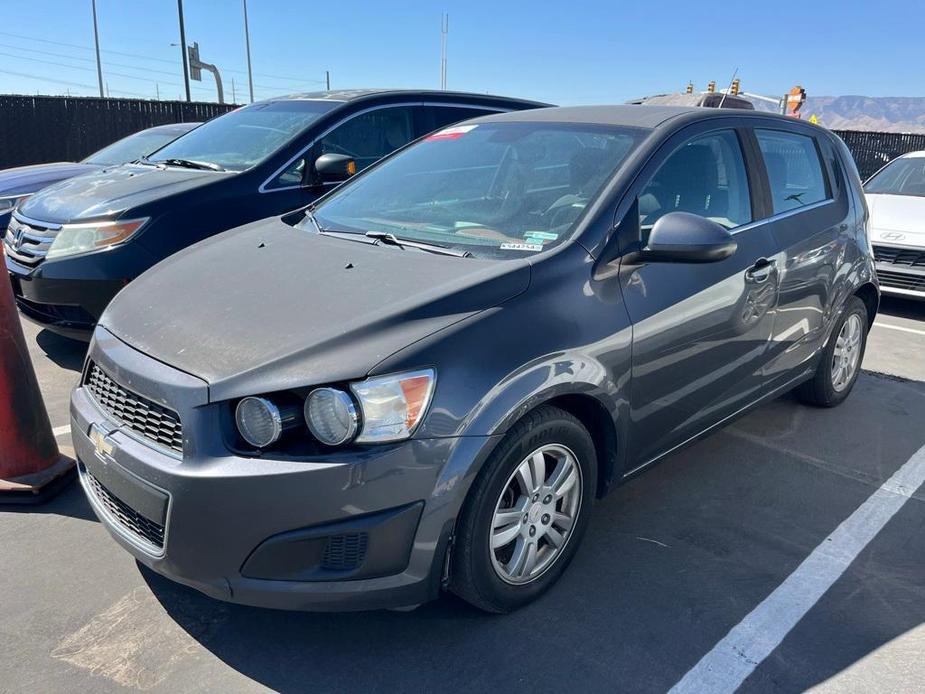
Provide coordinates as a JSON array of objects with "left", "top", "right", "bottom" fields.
[{"left": 853, "top": 282, "right": 879, "bottom": 330}]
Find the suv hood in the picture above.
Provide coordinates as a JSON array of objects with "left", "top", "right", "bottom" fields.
[
  {"left": 866, "top": 193, "right": 925, "bottom": 246},
  {"left": 17, "top": 163, "right": 224, "bottom": 223},
  {"left": 0, "top": 162, "right": 100, "bottom": 196},
  {"left": 101, "top": 219, "right": 531, "bottom": 402}
]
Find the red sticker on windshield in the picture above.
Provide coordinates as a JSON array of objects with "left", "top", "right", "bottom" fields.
[{"left": 427, "top": 124, "right": 478, "bottom": 141}]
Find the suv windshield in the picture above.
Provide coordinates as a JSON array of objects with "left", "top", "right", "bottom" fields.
[
  {"left": 83, "top": 128, "right": 192, "bottom": 166},
  {"left": 148, "top": 100, "right": 337, "bottom": 172},
  {"left": 865, "top": 157, "right": 925, "bottom": 196},
  {"left": 306, "top": 122, "right": 645, "bottom": 259}
]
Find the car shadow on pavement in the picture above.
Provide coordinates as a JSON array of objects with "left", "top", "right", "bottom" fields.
[
  {"left": 3, "top": 480, "right": 97, "bottom": 522},
  {"left": 138, "top": 373, "right": 925, "bottom": 694},
  {"left": 35, "top": 329, "right": 87, "bottom": 372},
  {"left": 878, "top": 295, "right": 925, "bottom": 321}
]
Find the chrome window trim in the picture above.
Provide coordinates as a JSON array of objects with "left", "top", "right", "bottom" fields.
[{"left": 258, "top": 100, "right": 510, "bottom": 194}]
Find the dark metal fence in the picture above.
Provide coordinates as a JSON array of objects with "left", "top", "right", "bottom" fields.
[
  {"left": 833, "top": 129, "right": 925, "bottom": 180},
  {"left": 0, "top": 95, "right": 236, "bottom": 169}
]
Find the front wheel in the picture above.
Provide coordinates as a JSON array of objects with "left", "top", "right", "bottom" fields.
[
  {"left": 796, "top": 296, "right": 869, "bottom": 407},
  {"left": 449, "top": 405, "right": 597, "bottom": 613}
]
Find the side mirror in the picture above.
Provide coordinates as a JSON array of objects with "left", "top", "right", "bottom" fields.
[
  {"left": 639, "top": 212, "right": 737, "bottom": 263},
  {"left": 313, "top": 153, "right": 357, "bottom": 184}
]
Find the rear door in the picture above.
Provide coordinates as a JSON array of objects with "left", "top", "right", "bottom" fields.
[
  {"left": 619, "top": 122, "right": 781, "bottom": 467},
  {"left": 750, "top": 126, "right": 852, "bottom": 382}
]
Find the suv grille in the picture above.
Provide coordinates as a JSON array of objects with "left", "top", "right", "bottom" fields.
[
  {"left": 85, "top": 363, "right": 184, "bottom": 454},
  {"left": 873, "top": 244, "right": 925, "bottom": 268},
  {"left": 83, "top": 466, "right": 165, "bottom": 549},
  {"left": 2, "top": 215, "right": 61, "bottom": 266}
]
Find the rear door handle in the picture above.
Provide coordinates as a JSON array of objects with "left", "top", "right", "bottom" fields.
[{"left": 745, "top": 257, "right": 776, "bottom": 283}]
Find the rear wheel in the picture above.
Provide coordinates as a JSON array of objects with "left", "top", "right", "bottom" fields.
[
  {"left": 796, "top": 296, "right": 868, "bottom": 407},
  {"left": 450, "top": 405, "right": 596, "bottom": 613}
]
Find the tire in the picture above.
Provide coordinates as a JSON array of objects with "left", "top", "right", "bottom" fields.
[
  {"left": 796, "top": 296, "right": 868, "bottom": 408},
  {"left": 449, "top": 405, "right": 597, "bottom": 613}
]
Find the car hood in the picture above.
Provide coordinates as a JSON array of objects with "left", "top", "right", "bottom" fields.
[
  {"left": 101, "top": 219, "right": 531, "bottom": 402},
  {"left": 866, "top": 193, "right": 925, "bottom": 247},
  {"left": 17, "top": 163, "right": 225, "bottom": 223},
  {"left": 0, "top": 162, "right": 100, "bottom": 196}
]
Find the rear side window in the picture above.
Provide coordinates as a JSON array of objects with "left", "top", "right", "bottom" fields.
[
  {"left": 415, "top": 105, "right": 495, "bottom": 138},
  {"left": 756, "top": 130, "right": 830, "bottom": 213}
]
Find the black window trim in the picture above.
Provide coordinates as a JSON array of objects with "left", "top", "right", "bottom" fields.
[{"left": 258, "top": 101, "right": 510, "bottom": 194}]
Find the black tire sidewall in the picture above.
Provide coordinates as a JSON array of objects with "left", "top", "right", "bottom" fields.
[{"left": 456, "top": 409, "right": 597, "bottom": 611}]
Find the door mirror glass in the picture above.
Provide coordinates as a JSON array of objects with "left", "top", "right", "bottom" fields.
[
  {"left": 640, "top": 211, "right": 737, "bottom": 263},
  {"left": 313, "top": 153, "right": 357, "bottom": 184}
]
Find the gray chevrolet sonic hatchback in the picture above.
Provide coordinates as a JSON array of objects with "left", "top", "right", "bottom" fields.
[{"left": 71, "top": 105, "right": 877, "bottom": 613}]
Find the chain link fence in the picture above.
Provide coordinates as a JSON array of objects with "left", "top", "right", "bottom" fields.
[
  {"left": 0, "top": 95, "right": 236, "bottom": 169},
  {"left": 833, "top": 129, "right": 925, "bottom": 180}
]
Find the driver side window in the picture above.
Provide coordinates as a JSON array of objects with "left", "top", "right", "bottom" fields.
[
  {"left": 319, "top": 106, "right": 414, "bottom": 173},
  {"left": 639, "top": 130, "right": 752, "bottom": 238}
]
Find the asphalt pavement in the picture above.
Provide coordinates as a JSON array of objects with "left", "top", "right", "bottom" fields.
[{"left": 2, "top": 296, "right": 924, "bottom": 693}]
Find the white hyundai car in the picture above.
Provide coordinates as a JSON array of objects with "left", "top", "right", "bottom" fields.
[{"left": 864, "top": 151, "right": 925, "bottom": 300}]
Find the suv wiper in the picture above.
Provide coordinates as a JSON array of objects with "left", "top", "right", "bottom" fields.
[
  {"left": 154, "top": 158, "right": 225, "bottom": 172},
  {"left": 364, "top": 231, "right": 472, "bottom": 258}
]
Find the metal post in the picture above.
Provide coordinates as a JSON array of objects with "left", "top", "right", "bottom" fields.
[
  {"left": 440, "top": 14, "right": 448, "bottom": 90},
  {"left": 91, "top": 0, "right": 104, "bottom": 97},
  {"left": 326, "top": 70, "right": 330, "bottom": 91},
  {"left": 178, "top": 0, "right": 191, "bottom": 101},
  {"left": 243, "top": 0, "right": 255, "bottom": 103}
]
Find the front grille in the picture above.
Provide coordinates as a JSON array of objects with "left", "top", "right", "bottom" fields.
[
  {"left": 85, "top": 363, "right": 184, "bottom": 454},
  {"left": 873, "top": 244, "right": 925, "bottom": 268},
  {"left": 2, "top": 215, "right": 61, "bottom": 266},
  {"left": 83, "top": 467, "right": 165, "bottom": 549},
  {"left": 322, "top": 532, "right": 369, "bottom": 571},
  {"left": 877, "top": 269, "right": 925, "bottom": 293}
]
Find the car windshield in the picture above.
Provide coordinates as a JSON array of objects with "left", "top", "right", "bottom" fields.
[
  {"left": 305, "top": 122, "right": 646, "bottom": 259},
  {"left": 148, "top": 100, "right": 337, "bottom": 172},
  {"left": 865, "top": 157, "right": 925, "bottom": 196},
  {"left": 81, "top": 128, "right": 193, "bottom": 166}
]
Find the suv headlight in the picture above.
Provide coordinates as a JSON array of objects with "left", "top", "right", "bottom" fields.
[{"left": 46, "top": 217, "right": 148, "bottom": 259}]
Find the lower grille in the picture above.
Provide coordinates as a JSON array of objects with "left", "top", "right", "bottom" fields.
[
  {"left": 877, "top": 269, "right": 925, "bottom": 293},
  {"left": 83, "top": 467, "right": 165, "bottom": 549},
  {"left": 84, "top": 363, "right": 184, "bottom": 454},
  {"left": 873, "top": 244, "right": 925, "bottom": 267},
  {"left": 322, "top": 532, "right": 369, "bottom": 571}
]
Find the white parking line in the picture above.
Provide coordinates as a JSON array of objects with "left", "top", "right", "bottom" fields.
[
  {"left": 874, "top": 321, "right": 925, "bottom": 337},
  {"left": 669, "top": 443, "right": 925, "bottom": 694}
]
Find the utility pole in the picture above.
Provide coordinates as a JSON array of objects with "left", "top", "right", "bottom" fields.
[
  {"left": 440, "top": 13, "right": 448, "bottom": 90},
  {"left": 231, "top": 77, "right": 236, "bottom": 104},
  {"left": 242, "top": 0, "right": 255, "bottom": 103},
  {"left": 91, "top": 0, "right": 104, "bottom": 97},
  {"left": 326, "top": 70, "right": 330, "bottom": 91},
  {"left": 177, "top": 0, "right": 191, "bottom": 101}
]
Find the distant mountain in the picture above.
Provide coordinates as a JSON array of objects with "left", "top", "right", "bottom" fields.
[{"left": 754, "top": 96, "right": 925, "bottom": 133}]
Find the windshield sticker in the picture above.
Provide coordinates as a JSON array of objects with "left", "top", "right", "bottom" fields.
[
  {"left": 500, "top": 242, "right": 544, "bottom": 252},
  {"left": 427, "top": 124, "right": 478, "bottom": 141},
  {"left": 524, "top": 231, "right": 558, "bottom": 241}
]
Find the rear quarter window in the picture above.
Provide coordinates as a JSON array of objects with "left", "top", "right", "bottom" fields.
[{"left": 756, "top": 129, "right": 831, "bottom": 214}]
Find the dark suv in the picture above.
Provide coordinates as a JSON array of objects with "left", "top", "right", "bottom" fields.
[
  {"left": 71, "top": 105, "right": 877, "bottom": 613},
  {"left": 5, "top": 89, "right": 546, "bottom": 339}
]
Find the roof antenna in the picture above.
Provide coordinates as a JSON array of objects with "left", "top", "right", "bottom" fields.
[{"left": 717, "top": 66, "right": 738, "bottom": 109}]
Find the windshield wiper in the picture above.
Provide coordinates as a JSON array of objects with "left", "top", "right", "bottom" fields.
[
  {"left": 364, "top": 231, "right": 472, "bottom": 258},
  {"left": 153, "top": 157, "right": 225, "bottom": 172}
]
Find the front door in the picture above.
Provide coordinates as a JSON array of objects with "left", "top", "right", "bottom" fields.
[{"left": 619, "top": 126, "right": 781, "bottom": 468}]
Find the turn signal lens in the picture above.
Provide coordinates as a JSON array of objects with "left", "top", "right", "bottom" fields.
[
  {"left": 351, "top": 369, "right": 435, "bottom": 443},
  {"left": 305, "top": 387, "right": 359, "bottom": 446}
]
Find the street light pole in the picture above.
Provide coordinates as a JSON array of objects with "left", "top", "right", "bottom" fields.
[
  {"left": 177, "top": 0, "right": 191, "bottom": 101},
  {"left": 91, "top": 0, "right": 104, "bottom": 97},
  {"left": 243, "top": 0, "right": 255, "bottom": 103}
]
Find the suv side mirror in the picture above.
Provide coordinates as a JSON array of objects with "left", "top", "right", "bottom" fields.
[
  {"left": 312, "top": 153, "right": 357, "bottom": 185},
  {"left": 639, "top": 212, "right": 737, "bottom": 263}
]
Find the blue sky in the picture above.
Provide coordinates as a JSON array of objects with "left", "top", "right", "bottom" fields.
[{"left": 0, "top": 0, "right": 922, "bottom": 105}]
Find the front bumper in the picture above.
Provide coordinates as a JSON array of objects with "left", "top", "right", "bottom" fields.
[{"left": 71, "top": 327, "right": 494, "bottom": 611}]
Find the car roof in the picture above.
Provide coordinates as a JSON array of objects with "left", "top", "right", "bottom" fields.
[
  {"left": 254, "top": 88, "right": 550, "bottom": 108},
  {"left": 470, "top": 104, "right": 821, "bottom": 131}
]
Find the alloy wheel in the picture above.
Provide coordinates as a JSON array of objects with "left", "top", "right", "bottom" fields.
[{"left": 831, "top": 313, "right": 862, "bottom": 392}]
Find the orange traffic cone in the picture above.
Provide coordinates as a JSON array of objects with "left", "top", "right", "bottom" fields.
[{"left": 0, "top": 251, "right": 75, "bottom": 503}]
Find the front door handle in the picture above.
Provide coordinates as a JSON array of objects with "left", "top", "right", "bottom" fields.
[{"left": 745, "top": 257, "right": 777, "bottom": 283}]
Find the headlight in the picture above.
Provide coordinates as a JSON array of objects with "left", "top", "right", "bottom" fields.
[
  {"left": 0, "top": 194, "right": 31, "bottom": 215},
  {"left": 46, "top": 217, "right": 148, "bottom": 260},
  {"left": 350, "top": 369, "right": 435, "bottom": 443},
  {"left": 235, "top": 396, "right": 300, "bottom": 448},
  {"left": 304, "top": 387, "right": 359, "bottom": 446}
]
